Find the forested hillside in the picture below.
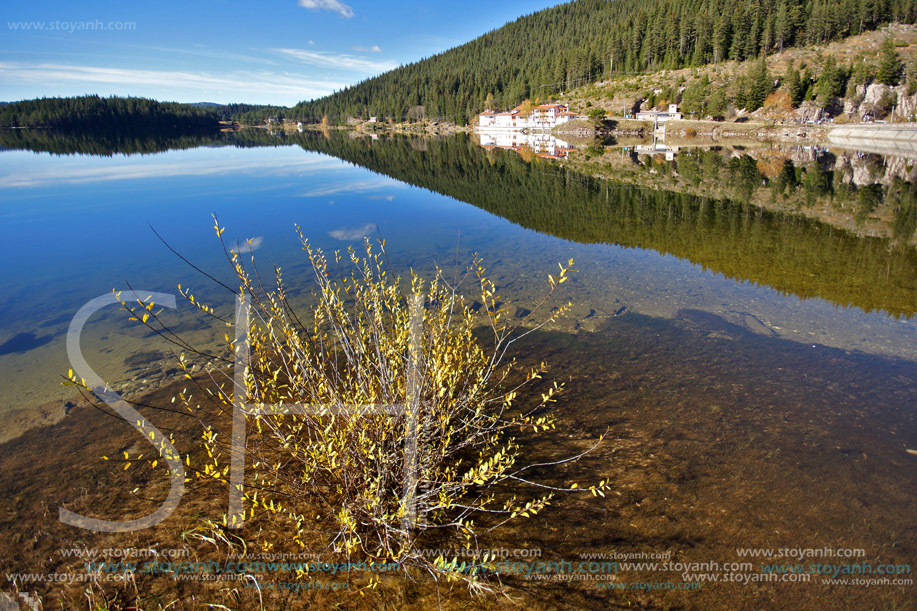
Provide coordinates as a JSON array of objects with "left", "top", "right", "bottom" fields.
[
  {"left": 0, "top": 96, "right": 288, "bottom": 129},
  {"left": 294, "top": 0, "right": 917, "bottom": 124}
]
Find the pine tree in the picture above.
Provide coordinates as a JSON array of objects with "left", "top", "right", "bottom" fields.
[
  {"left": 748, "top": 57, "right": 773, "bottom": 110},
  {"left": 817, "top": 56, "right": 845, "bottom": 103},
  {"left": 877, "top": 36, "right": 903, "bottom": 85},
  {"left": 786, "top": 64, "right": 805, "bottom": 106},
  {"left": 713, "top": 14, "right": 731, "bottom": 63},
  {"left": 708, "top": 89, "right": 728, "bottom": 116},
  {"left": 775, "top": 1, "right": 790, "bottom": 51}
]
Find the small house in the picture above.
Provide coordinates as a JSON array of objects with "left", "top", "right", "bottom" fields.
[{"left": 636, "top": 104, "right": 683, "bottom": 122}]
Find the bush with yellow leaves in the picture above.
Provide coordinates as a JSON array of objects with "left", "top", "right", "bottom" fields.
[{"left": 107, "top": 219, "right": 608, "bottom": 594}]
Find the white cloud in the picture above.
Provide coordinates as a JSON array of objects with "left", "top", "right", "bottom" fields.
[
  {"left": 0, "top": 62, "right": 347, "bottom": 105},
  {"left": 351, "top": 44, "right": 382, "bottom": 53},
  {"left": 298, "top": 0, "right": 354, "bottom": 18},
  {"left": 329, "top": 223, "right": 377, "bottom": 241},
  {"left": 272, "top": 48, "right": 396, "bottom": 73},
  {"left": 149, "top": 45, "right": 279, "bottom": 66}
]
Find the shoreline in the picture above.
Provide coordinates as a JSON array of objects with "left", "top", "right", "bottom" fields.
[
  {"left": 289, "top": 117, "right": 832, "bottom": 144},
  {"left": 551, "top": 117, "right": 833, "bottom": 144}
]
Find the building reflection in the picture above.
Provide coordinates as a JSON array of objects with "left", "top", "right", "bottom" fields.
[
  {"left": 476, "top": 131, "right": 576, "bottom": 160},
  {"left": 631, "top": 142, "right": 682, "bottom": 160}
]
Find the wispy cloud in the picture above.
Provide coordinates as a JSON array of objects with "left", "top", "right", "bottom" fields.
[
  {"left": 272, "top": 48, "right": 397, "bottom": 73},
  {"left": 298, "top": 0, "right": 354, "bottom": 18},
  {"left": 141, "top": 45, "right": 279, "bottom": 66},
  {"left": 0, "top": 62, "right": 346, "bottom": 104},
  {"left": 329, "top": 223, "right": 377, "bottom": 241},
  {"left": 351, "top": 44, "right": 382, "bottom": 53}
]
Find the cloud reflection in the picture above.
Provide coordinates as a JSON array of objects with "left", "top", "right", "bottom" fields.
[
  {"left": 298, "top": 177, "right": 402, "bottom": 197},
  {"left": 328, "top": 222, "right": 377, "bottom": 241},
  {"left": 229, "top": 236, "right": 264, "bottom": 254},
  {"left": 0, "top": 151, "right": 343, "bottom": 188}
]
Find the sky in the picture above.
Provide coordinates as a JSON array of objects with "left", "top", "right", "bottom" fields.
[{"left": 1, "top": 0, "right": 568, "bottom": 106}]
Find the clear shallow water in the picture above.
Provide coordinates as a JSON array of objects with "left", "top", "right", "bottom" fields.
[
  {"left": 0, "top": 131, "right": 915, "bottom": 609},
  {"left": 1, "top": 137, "right": 916, "bottom": 438}
]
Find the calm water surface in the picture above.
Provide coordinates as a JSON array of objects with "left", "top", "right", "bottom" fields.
[{"left": 2, "top": 134, "right": 915, "bottom": 421}]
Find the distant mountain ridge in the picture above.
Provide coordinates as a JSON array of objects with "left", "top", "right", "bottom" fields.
[{"left": 293, "top": 0, "right": 917, "bottom": 124}]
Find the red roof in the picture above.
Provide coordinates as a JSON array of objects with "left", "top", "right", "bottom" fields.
[{"left": 536, "top": 103, "right": 566, "bottom": 109}]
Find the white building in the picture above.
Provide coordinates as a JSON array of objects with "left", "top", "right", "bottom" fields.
[
  {"left": 477, "top": 103, "right": 578, "bottom": 130},
  {"left": 494, "top": 109, "right": 524, "bottom": 128},
  {"left": 530, "top": 103, "right": 578, "bottom": 129},
  {"left": 636, "top": 104, "right": 683, "bottom": 122}
]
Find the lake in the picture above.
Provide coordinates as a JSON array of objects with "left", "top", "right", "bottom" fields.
[{"left": 0, "top": 129, "right": 915, "bottom": 608}]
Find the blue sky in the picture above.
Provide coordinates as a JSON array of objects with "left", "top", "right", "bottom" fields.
[{"left": 2, "top": 0, "right": 567, "bottom": 106}]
